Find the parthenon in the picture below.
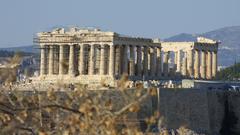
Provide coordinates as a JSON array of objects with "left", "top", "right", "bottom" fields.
[{"left": 34, "top": 27, "right": 219, "bottom": 87}]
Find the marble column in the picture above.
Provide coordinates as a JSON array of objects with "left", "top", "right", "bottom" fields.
[
  {"left": 153, "top": 48, "right": 157, "bottom": 76},
  {"left": 59, "top": 45, "right": 64, "bottom": 75},
  {"left": 123, "top": 45, "right": 129, "bottom": 74},
  {"left": 115, "top": 45, "right": 121, "bottom": 76},
  {"left": 182, "top": 56, "right": 187, "bottom": 76},
  {"left": 40, "top": 45, "right": 46, "bottom": 76},
  {"left": 177, "top": 50, "right": 181, "bottom": 73},
  {"left": 174, "top": 51, "right": 178, "bottom": 73},
  {"left": 206, "top": 51, "right": 212, "bottom": 79},
  {"left": 100, "top": 45, "right": 106, "bottom": 75},
  {"left": 109, "top": 45, "right": 115, "bottom": 76},
  {"left": 194, "top": 50, "right": 200, "bottom": 78},
  {"left": 68, "top": 45, "right": 75, "bottom": 76},
  {"left": 150, "top": 47, "right": 156, "bottom": 77},
  {"left": 136, "top": 46, "right": 142, "bottom": 76},
  {"left": 48, "top": 46, "right": 54, "bottom": 75},
  {"left": 200, "top": 51, "right": 206, "bottom": 79},
  {"left": 156, "top": 47, "right": 162, "bottom": 77},
  {"left": 129, "top": 45, "right": 136, "bottom": 76},
  {"left": 148, "top": 50, "right": 151, "bottom": 71},
  {"left": 79, "top": 44, "right": 85, "bottom": 75},
  {"left": 212, "top": 51, "right": 217, "bottom": 77},
  {"left": 163, "top": 51, "right": 169, "bottom": 77},
  {"left": 143, "top": 46, "right": 149, "bottom": 77},
  {"left": 89, "top": 45, "right": 95, "bottom": 75},
  {"left": 187, "top": 50, "right": 193, "bottom": 77}
]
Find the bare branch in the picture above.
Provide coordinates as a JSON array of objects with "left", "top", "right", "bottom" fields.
[
  {"left": 114, "top": 92, "right": 149, "bottom": 116},
  {"left": 15, "top": 104, "right": 84, "bottom": 115}
]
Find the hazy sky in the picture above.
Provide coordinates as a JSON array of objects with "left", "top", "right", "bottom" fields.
[{"left": 0, "top": 0, "right": 239, "bottom": 47}]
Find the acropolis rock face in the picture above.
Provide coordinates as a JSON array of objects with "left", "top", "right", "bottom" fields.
[{"left": 34, "top": 27, "right": 219, "bottom": 87}]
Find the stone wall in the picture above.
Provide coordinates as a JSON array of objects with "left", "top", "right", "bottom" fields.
[
  {"left": 157, "top": 88, "right": 240, "bottom": 135},
  {"left": 158, "top": 89, "right": 213, "bottom": 134}
]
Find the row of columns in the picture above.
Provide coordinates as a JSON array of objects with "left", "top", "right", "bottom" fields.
[
  {"left": 40, "top": 44, "right": 217, "bottom": 80},
  {"left": 41, "top": 44, "right": 115, "bottom": 76},
  {"left": 40, "top": 44, "right": 163, "bottom": 79},
  {"left": 114, "top": 45, "right": 162, "bottom": 78},
  {"left": 170, "top": 49, "right": 217, "bottom": 79}
]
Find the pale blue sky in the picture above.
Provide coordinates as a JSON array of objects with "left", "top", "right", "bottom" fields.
[{"left": 0, "top": 0, "right": 239, "bottom": 47}]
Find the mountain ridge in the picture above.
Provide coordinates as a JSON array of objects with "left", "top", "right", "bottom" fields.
[
  {"left": 0, "top": 26, "right": 239, "bottom": 67},
  {"left": 0, "top": 45, "right": 39, "bottom": 54},
  {"left": 164, "top": 26, "right": 240, "bottom": 67}
]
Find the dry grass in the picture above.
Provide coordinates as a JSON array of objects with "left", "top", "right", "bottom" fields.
[
  {"left": 0, "top": 53, "right": 198, "bottom": 135},
  {"left": 0, "top": 52, "right": 22, "bottom": 85}
]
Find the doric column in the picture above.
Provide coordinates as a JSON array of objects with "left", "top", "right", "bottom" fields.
[
  {"left": 148, "top": 50, "right": 151, "bottom": 71},
  {"left": 174, "top": 51, "right": 178, "bottom": 73},
  {"left": 177, "top": 50, "right": 181, "bottom": 73},
  {"left": 40, "top": 45, "right": 46, "bottom": 76},
  {"left": 156, "top": 47, "right": 162, "bottom": 77},
  {"left": 136, "top": 46, "right": 142, "bottom": 77},
  {"left": 150, "top": 47, "right": 157, "bottom": 77},
  {"left": 129, "top": 45, "right": 136, "bottom": 76},
  {"left": 187, "top": 50, "right": 193, "bottom": 77},
  {"left": 200, "top": 51, "right": 206, "bottom": 79},
  {"left": 182, "top": 56, "right": 187, "bottom": 76},
  {"left": 194, "top": 50, "right": 200, "bottom": 79},
  {"left": 143, "top": 46, "right": 149, "bottom": 77},
  {"left": 79, "top": 44, "right": 85, "bottom": 75},
  {"left": 115, "top": 45, "right": 121, "bottom": 76},
  {"left": 123, "top": 45, "right": 129, "bottom": 74},
  {"left": 163, "top": 51, "right": 169, "bottom": 77},
  {"left": 100, "top": 45, "right": 106, "bottom": 75},
  {"left": 48, "top": 46, "right": 54, "bottom": 75},
  {"left": 153, "top": 48, "right": 157, "bottom": 76},
  {"left": 109, "top": 45, "right": 115, "bottom": 76},
  {"left": 68, "top": 45, "right": 75, "bottom": 76},
  {"left": 59, "top": 45, "right": 64, "bottom": 75},
  {"left": 89, "top": 45, "right": 95, "bottom": 75},
  {"left": 212, "top": 51, "right": 217, "bottom": 78},
  {"left": 206, "top": 51, "right": 212, "bottom": 79}
]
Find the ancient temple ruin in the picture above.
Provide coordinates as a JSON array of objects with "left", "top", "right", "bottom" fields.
[
  {"left": 34, "top": 27, "right": 219, "bottom": 87},
  {"left": 158, "top": 37, "right": 219, "bottom": 80}
]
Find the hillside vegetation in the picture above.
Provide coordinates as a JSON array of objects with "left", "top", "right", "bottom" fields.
[{"left": 216, "top": 62, "right": 240, "bottom": 80}]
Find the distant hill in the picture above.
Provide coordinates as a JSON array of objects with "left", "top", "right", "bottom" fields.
[
  {"left": 1, "top": 26, "right": 240, "bottom": 67},
  {"left": 165, "top": 33, "right": 197, "bottom": 42},
  {"left": 0, "top": 45, "right": 39, "bottom": 54},
  {"left": 165, "top": 26, "right": 240, "bottom": 67}
]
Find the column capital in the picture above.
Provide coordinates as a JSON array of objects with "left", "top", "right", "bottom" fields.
[
  {"left": 164, "top": 50, "right": 170, "bottom": 53},
  {"left": 100, "top": 44, "right": 106, "bottom": 48},
  {"left": 49, "top": 45, "right": 54, "bottom": 49},
  {"left": 129, "top": 44, "right": 136, "bottom": 47},
  {"left": 40, "top": 44, "right": 45, "bottom": 47},
  {"left": 212, "top": 51, "right": 217, "bottom": 54},
  {"left": 68, "top": 44, "right": 75, "bottom": 46}
]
